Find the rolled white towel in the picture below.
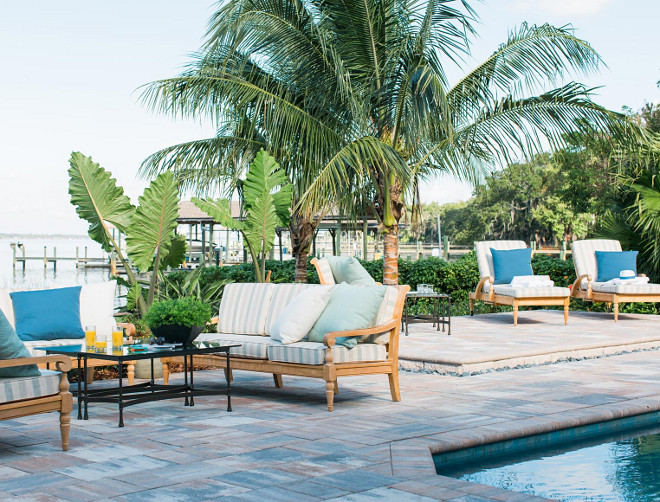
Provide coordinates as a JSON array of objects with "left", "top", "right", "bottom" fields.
[
  {"left": 510, "top": 275, "right": 555, "bottom": 288},
  {"left": 605, "top": 276, "right": 650, "bottom": 286}
]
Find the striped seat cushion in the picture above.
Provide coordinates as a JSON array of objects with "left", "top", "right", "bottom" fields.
[
  {"left": 591, "top": 282, "right": 660, "bottom": 295},
  {"left": 492, "top": 286, "right": 570, "bottom": 298},
  {"left": 218, "top": 283, "right": 275, "bottom": 335},
  {"left": 316, "top": 258, "right": 335, "bottom": 285},
  {"left": 267, "top": 342, "right": 387, "bottom": 365},
  {"left": 197, "top": 333, "right": 270, "bottom": 359},
  {"left": 265, "top": 283, "right": 314, "bottom": 335},
  {"left": 571, "top": 239, "right": 622, "bottom": 288},
  {"left": 475, "top": 241, "right": 527, "bottom": 281},
  {"left": 0, "top": 369, "right": 61, "bottom": 404}
]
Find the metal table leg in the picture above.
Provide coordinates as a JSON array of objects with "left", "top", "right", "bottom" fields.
[
  {"left": 83, "top": 356, "right": 88, "bottom": 420},
  {"left": 184, "top": 353, "right": 189, "bottom": 406},
  {"left": 77, "top": 355, "right": 82, "bottom": 420},
  {"left": 189, "top": 354, "right": 195, "bottom": 407},
  {"left": 118, "top": 361, "right": 124, "bottom": 427},
  {"left": 226, "top": 350, "right": 232, "bottom": 412}
]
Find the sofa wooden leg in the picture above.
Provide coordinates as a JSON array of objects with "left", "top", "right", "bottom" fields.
[
  {"left": 326, "top": 380, "right": 335, "bottom": 411},
  {"left": 563, "top": 302, "right": 569, "bottom": 325},
  {"left": 388, "top": 371, "right": 401, "bottom": 402},
  {"left": 162, "top": 362, "right": 170, "bottom": 385},
  {"left": 273, "top": 374, "right": 283, "bottom": 388},
  {"left": 469, "top": 298, "right": 474, "bottom": 316},
  {"left": 513, "top": 303, "right": 519, "bottom": 326},
  {"left": 60, "top": 410, "right": 71, "bottom": 451},
  {"left": 613, "top": 302, "right": 619, "bottom": 322},
  {"left": 127, "top": 363, "right": 135, "bottom": 386},
  {"left": 224, "top": 368, "right": 233, "bottom": 383}
]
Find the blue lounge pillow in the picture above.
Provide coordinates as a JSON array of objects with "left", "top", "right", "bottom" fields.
[
  {"left": 0, "top": 310, "right": 40, "bottom": 378},
  {"left": 307, "top": 283, "right": 386, "bottom": 348},
  {"left": 595, "top": 251, "right": 638, "bottom": 282},
  {"left": 325, "top": 256, "right": 376, "bottom": 285},
  {"left": 490, "top": 247, "right": 533, "bottom": 285},
  {"left": 10, "top": 286, "right": 84, "bottom": 341}
]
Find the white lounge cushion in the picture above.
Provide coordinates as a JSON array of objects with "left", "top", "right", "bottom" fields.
[
  {"left": 24, "top": 339, "right": 87, "bottom": 357},
  {"left": 475, "top": 241, "right": 527, "bottom": 280},
  {"left": 571, "top": 239, "right": 622, "bottom": 288},
  {"left": 196, "top": 333, "right": 270, "bottom": 359},
  {"left": 80, "top": 281, "right": 117, "bottom": 339},
  {"left": 218, "top": 283, "right": 275, "bottom": 335},
  {"left": 0, "top": 289, "right": 14, "bottom": 327},
  {"left": 590, "top": 282, "right": 660, "bottom": 295},
  {"left": 265, "top": 283, "right": 311, "bottom": 335},
  {"left": 492, "top": 286, "right": 570, "bottom": 298},
  {"left": 0, "top": 369, "right": 60, "bottom": 404},
  {"left": 267, "top": 342, "right": 387, "bottom": 365},
  {"left": 316, "top": 258, "right": 335, "bottom": 285},
  {"left": 271, "top": 286, "right": 334, "bottom": 344}
]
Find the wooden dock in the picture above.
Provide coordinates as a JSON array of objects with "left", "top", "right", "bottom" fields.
[{"left": 10, "top": 243, "right": 116, "bottom": 271}]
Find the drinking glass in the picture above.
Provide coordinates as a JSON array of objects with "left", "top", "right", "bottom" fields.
[
  {"left": 94, "top": 332, "right": 107, "bottom": 353},
  {"left": 112, "top": 326, "right": 124, "bottom": 351},
  {"left": 85, "top": 325, "right": 96, "bottom": 351}
]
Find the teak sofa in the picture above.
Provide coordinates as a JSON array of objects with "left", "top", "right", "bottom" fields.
[
  {"left": 571, "top": 239, "right": 660, "bottom": 321},
  {"left": 0, "top": 355, "right": 73, "bottom": 450},
  {"left": 162, "top": 282, "right": 410, "bottom": 411}
]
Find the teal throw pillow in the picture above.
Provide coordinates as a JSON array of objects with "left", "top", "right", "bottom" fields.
[
  {"left": 595, "top": 250, "right": 638, "bottom": 282},
  {"left": 325, "top": 256, "right": 376, "bottom": 285},
  {"left": 308, "top": 283, "right": 385, "bottom": 348},
  {"left": 11, "top": 286, "right": 84, "bottom": 341},
  {"left": 490, "top": 247, "right": 533, "bottom": 285},
  {"left": 0, "top": 310, "right": 40, "bottom": 378}
]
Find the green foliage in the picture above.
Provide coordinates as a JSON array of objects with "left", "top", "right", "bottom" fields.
[
  {"left": 158, "top": 266, "right": 232, "bottom": 311},
  {"left": 144, "top": 297, "right": 213, "bottom": 329},
  {"left": 68, "top": 152, "right": 186, "bottom": 315},
  {"left": 193, "top": 150, "right": 291, "bottom": 282}
]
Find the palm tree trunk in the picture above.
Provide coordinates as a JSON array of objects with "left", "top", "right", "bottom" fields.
[
  {"left": 383, "top": 226, "right": 399, "bottom": 285},
  {"left": 290, "top": 215, "right": 316, "bottom": 283}
]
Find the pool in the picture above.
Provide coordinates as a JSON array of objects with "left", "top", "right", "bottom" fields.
[{"left": 434, "top": 413, "right": 660, "bottom": 501}]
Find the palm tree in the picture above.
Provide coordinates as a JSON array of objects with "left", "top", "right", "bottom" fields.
[{"left": 142, "top": 0, "right": 630, "bottom": 284}]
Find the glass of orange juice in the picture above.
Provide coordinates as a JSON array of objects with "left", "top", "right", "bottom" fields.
[
  {"left": 85, "top": 325, "right": 96, "bottom": 351},
  {"left": 94, "top": 332, "right": 107, "bottom": 353},
  {"left": 112, "top": 326, "right": 124, "bottom": 351}
]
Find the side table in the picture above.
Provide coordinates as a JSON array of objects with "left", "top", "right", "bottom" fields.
[{"left": 402, "top": 291, "right": 451, "bottom": 336}]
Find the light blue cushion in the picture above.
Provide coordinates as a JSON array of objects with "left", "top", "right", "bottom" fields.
[
  {"left": 0, "top": 310, "right": 40, "bottom": 378},
  {"left": 308, "top": 283, "right": 386, "bottom": 348},
  {"left": 595, "top": 251, "right": 638, "bottom": 282},
  {"left": 325, "top": 256, "right": 376, "bottom": 285},
  {"left": 10, "top": 286, "right": 84, "bottom": 341},
  {"left": 491, "top": 247, "right": 533, "bottom": 285}
]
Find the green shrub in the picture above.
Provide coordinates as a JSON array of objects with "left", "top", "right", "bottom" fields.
[{"left": 144, "top": 297, "right": 213, "bottom": 329}]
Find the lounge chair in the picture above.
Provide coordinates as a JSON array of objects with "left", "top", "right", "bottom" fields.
[
  {"left": 571, "top": 239, "right": 660, "bottom": 321},
  {"left": 469, "top": 240, "right": 570, "bottom": 325}
]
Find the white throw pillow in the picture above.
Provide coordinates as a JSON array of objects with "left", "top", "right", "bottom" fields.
[
  {"left": 0, "top": 289, "right": 14, "bottom": 327},
  {"left": 270, "top": 286, "right": 334, "bottom": 344},
  {"left": 80, "top": 281, "right": 117, "bottom": 339}
]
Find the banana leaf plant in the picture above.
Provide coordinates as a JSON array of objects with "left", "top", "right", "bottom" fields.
[
  {"left": 68, "top": 152, "right": 186, "bottom": 315},
  {"left": 192, "top": 149, "right": 291, "bottom": 282}
]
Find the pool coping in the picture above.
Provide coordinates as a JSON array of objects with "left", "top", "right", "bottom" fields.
[{"left": 389, "top": 393, "right": 660, "bottom": 499}]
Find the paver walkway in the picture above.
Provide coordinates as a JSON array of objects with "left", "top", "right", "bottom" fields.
[{"left": 3, "top": 345, "right": 660, "bottom": 500}]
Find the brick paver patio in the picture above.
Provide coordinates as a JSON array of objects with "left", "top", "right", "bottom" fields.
[{"left": 2, "top": 311, "right": 660, "bottom": 500}]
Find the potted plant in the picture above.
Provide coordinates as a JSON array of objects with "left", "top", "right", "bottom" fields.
[{"left": 144, "top": 297, "right": 212, "bottom": 346}]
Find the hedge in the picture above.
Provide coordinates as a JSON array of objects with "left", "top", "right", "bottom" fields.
[{"left": 165, "top": 252, "right": 658, "bottom": 315}]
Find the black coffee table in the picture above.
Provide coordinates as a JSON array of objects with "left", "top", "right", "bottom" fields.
[{"left": 39, "top": 344, "right": 238, "bottom": 427}]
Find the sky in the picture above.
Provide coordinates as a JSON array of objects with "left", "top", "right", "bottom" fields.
[{"left": 1, "top": 0, "right": 659, "bottom": 235}]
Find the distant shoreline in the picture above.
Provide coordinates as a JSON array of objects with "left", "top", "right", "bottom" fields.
[{"left": 0, "top": 233, "right": 90, "bottom": 239}]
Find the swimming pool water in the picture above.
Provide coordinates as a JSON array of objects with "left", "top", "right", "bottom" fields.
[{"left": 436, "top": 422, "right": 660, "bottom": 501}]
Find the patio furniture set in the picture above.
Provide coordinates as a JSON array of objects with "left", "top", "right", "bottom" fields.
[{"left": 0, "top": 239, "right": 657, "bottom": 451}]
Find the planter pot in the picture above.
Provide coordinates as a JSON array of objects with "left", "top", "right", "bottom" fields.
[
  {"left": 134, "top": 358, "right": 163, "bottom": 380},
  {"left": 150, "top": 325, "right": 204, "bottom": 346}
]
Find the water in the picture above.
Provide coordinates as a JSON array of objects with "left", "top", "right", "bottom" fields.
[
  {"left": 441, "top": 426, "right": 660, "bottom": 501},
  {"left": 0, "top": 235, "right": 111, "bottom": 290}
]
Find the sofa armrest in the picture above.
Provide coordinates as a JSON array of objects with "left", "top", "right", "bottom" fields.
[
  {"left": 0, "top": 355, "right": 72, "bottom": 372},
  {"left": 208, "top": 317, "right": 219, "bottom": 326},
  {"left": 322, "top": 320, "right": 399, "bottom": 348},
  {"left": 117, "top": 322, "right": 136, "bottom": 337},
  {"left": 474, "top": 276, "right": 494, "bottom": 300}
]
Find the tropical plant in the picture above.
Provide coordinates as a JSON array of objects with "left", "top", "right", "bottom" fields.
[
  {"left": 68, "top": 152, "right": 186, "bottom": 315},
  {"left": 192, "top": 150, "right": 291, "bottom": 282},
  {"left": 158, "top": 266, "right": 231, "bottom": 311},
  {"left": 141, "top": 0, "right": 632, "bottom": 285},
  {"left": 144, "top": 297, "right": 213, "bottom": 329}
]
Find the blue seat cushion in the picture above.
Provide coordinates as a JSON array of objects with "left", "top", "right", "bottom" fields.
[
  {"left": 595, "top": 250, "right": 638, "bottom": 282},
  {"left": 307, "top": 283, "right": 386, "bottom": 348},
  {"left": 0, "top": 310, "right": 40, "bottom": 378},
  {"left": 10, "top": 286, "right": 84, "bottom": 341},
  {"left": 490, "top": 248, "right": 533, "bottom": 285}
]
